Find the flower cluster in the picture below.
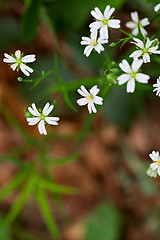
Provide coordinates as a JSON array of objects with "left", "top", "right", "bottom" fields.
[
  {"left": 148, "top": 151, "right": 160, "bottom": 178},
  {"left": 80, "top": 5, "right": 121, "bottom": 57}
]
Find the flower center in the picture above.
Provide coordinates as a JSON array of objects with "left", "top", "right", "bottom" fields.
[
  {"left": 156, "top": 160, "right": 160, "bottom": 166},
  {"left": 86, "top": 94, "right": 94, "bottom": 102},
  {"left": 130, "top": 72, "right": 136, "bottom": 78},
  {"left": 102, "top": 19, "right": 108, "bottom": 25},
  {"left": 142, "top": 48, "right": 148, "bottom": 53},
  {"left": 90, "top": 39, "right": 97, "bottom": 46},
  {"left": 40, "top": 114, "right": 45, "bottom": 120},
  {"left": 17, "top": 58, "right": 22, "bottom": 65}
]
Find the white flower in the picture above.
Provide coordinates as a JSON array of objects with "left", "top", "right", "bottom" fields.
[
  {"left": 146, "top": 167, "right": 157, "bottom": 178},
  {"left": 126, "top": 11, "right": 150, "bottom": 37},
  {"left": 117, "top": 58, "right": 150, "bottom": 93},
  {"left": 149, "top": 150, "right": 160, "bottom": 176},
  {"left": 154, "top": 3, "right": 160, "bottom": 12},
  {"left": 130, "top": 38, "right": 160, "bottom": 63},
  {"left": 89, "top": 5, "right": 121, "bottom": 40},
  {"left": 27, "top": 103, "right": 59, "bottom": 135},
  {"left": 153, "top": 77, "right": 160, "bottom": 96},
  {"left": 3, "top": 50, "right": 36, "bottom": 76},
  {"left": 77, "top": 85, "right": 103, "bottom": 114},
  {"left": 80, "top": 31, "right": 108, "bottom": 57}
]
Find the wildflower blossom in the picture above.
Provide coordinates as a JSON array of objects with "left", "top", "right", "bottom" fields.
[
  {"left": 89, "top": 5, "right": 121, "bottom": 40},
  {"left": 3, "top": 50, "right": 36, "bottom": 76},
  {"left": 80, "top": 31, "right": 108, "bottom": 57},
  {"left": 77, "top": 85, "right": 103, "bottom": 114},
  {"left": 154, "top": 3, "right": 160, "bottom": 12},
  {"left": 126, "top": 11, "right": 149, "bottom": 37},
  {"left": 130, "top": 38, "right": 160, "bottom": 63},
  {"left": 153, "top": 77, "right": 160, "bottom": 96},
  {"left": 149, "top": 150, "right": 160, "bottom": 176},
  {"left": 146, "top": 167, "right": 157, "bottom": 178},
  {"left": 117, "top": 58, "right": 150, "bottom": 93},
  {"left": 27, "top": 103, "right": 59, "bottom": 135}
]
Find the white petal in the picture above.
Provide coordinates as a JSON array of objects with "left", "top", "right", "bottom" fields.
[
  {"left": 140, "top": 27, "right": 148, "bottom": 37},
  {"left": 154, "top": 3, "right": 160, "bottom": 12},
  {"left": 88, "top": 102, "right": 92, "bottom": 114},
  {"left": 135, "top": 73, "right": 149, "bottom": 83},
  {"left": 90, "top": 85, "right": 99, "bottom": 96},
  {"left": 126, "top": 21, "right": 137, "bottom": 29},
  {"left": 105, "top": 7, "right": 115, "bottom": 20},
  {"left": 104, "top": 5, "right": 110, "bottom": 19},
  {"left": 93, "top": 96, "right": 103, "bottom": 105},
  {"left": 38, "top": 120, "right": 47, "bottom": 135},
  {"left": 150, "top": 163, "right": 158, "bottom": 171},
  {"left": 131, "top": 12, "right": 139, "bottom": 22},
  {"left": 143, "top": 53, "right": 150, "bottom": 63},
  {"left": 94, "top": 45, "right": 102, "bottom": 54},
  {"left": 117, "top": 74, "right": 131, "bottom": 85},
  {"left": 15, "top": 50, "right": 21, "bottom": 59},
  {"left": 84, "top": 45, "right": 93, "bottom": 57},
  {"left": 140, "top": 18, "right": 150, "bottom": 27},
  {"left": 91, "top": 7, "right": 104, "bottom": 21},
  {"left": 91, "top": 102, "right": 97, "bottom": 113},
  {"left": 127, "top": 78, "right": 135, "bottom": 93},
  {"left": 22, "top": 54, "right": 36, "bottom": 63},
  {"left": 45, "top": 117, "right": 59, "bottom": 125},
  {"left": 100, "top": 25, "right": 108, "bottom": 40},
  {"left": 10, "top": 63, "right": 18, "bottom": 71},
  {"left": 131, "top": 58, "right": 143, "bottom": 72},
  {"left": 89, "top": 21, "right": 102, "bottom": 31},
  {"left": 149, "top": 151, "right": 159, "bottom": 161},
  {"left": 77, "top": 98, "right": 88, "bottom": 106},
  {"left": 129, "top": 50, "right": 142, "bottom": 58},
  {"left": 20, "top": 63, "right": 33, "bottom": 76},
  {"left": 98, "top": 38, "right": 108, "bottom": 44},
  {"left": 27, "top": 117, "right": 40, "bottom": 125},
  {"left": 108, "top": 19, "right": 120, "bottom": 29},
  {"left": 131, "top": 38, "right": 144, "bottom": 48},
  {"left": 80, "top": 86, "right": 90, "bottom": 96},
  {"left": 146, "top": 38, "right": 153, "bottom": 48},
  {"left": 91, "top": 31, "right": 98, "bottom": 41},
  {"left": 119, "top": 60, "right": 132, "bottom": 73},
  {"left": 44, "top": 104, "right": 54, "bottom": 116},
  {"left": 158, "top": 167, "right": 160, "bottom": 176},
  {"left": 3, "top": 53, "right": 16, "bottom": 63},
  {"left": 132, "top": 28, "right": 139, "bottom": 36}
]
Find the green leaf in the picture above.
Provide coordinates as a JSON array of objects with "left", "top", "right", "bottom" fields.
[
  {"left": 21, "top": 0, "right": 40, "bottom": 43},
  {"left": 44, "top": 152, "right": 80, "bottom": 165},
  {"left": 40, "top": 179, "right": 78, "bottom": 195},
  {"left": 31, "top": 70, "right": 52, "bottom": 89},
  {"left": 54, "top": 56, "right": 77, "bottom": 111},
  {"left": 84, "top": 203, "right": 122, "bottom": 240},
  {"left": 5, "top": 176, "right": 35, "bottom": 225},
  {"left": 0, "top": 171, "right": 27, "bottom": 202},
  {"left": 37, "top": 187, "right": 60, "bottom": 240},
  {"left": 0, "top": 215, "right": 11, "bottom": 240}
]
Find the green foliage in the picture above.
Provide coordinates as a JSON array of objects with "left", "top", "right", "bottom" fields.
[
  {"left": 21, "top": 0, "right": 40, "bottom": 43},
  {"left": 84, "top": 203, "right": 122, "bottom": 240},
  {"left": 37, "top": 187, "right": 60, "bottom": 240}
]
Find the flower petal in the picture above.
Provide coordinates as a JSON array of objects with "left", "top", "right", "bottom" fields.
[
  {"left": 38, "top": 120, "right": 47, "bottom": 135},
  {"left": 90, "top": 85, "right": 99, "bottom": 96},
  {"left": 3, "top": 53, "right": 16, "bottom": 63},
  {"left": 45, "top": 117, "right": 59, "bottom": 125},
  {"left": 131, "top": 58, "right": 143, "bottom": 72},
  {"left": 117, "top": 74, "right": 130, "bottom": 85},
  {"left": 15, "top": 50, "right": 21, "bottom": 59},
  {"left": 143, "top": 53, "right": 150, "bottom": 63},
  {"left": 20, "top": 63, "right": 33, "bottom": 76},
  {"left": 119, "top": 60, "right": 132, "bottom": 73},
  {"left": 27, "top": 117, "right": 40, "bottom": 125},
  {"left": 77, "top": 98, "right": 88, "bottom": 106},
  {"left": 10, "top": 63, "right": 18, "bottom": 71},
  {"left": 108, "top": 19, "right": 120, "bottom": 29},
  {"left": 22, "top": 54, "right": 36, "bottom": 63},
  {"left": 131, "top": 38, "right": 144, "bottom": 48},
  {"left": 93, "top": 96, "right": 103, "bottom": 105},
  {"left": 91, "top": 7, "right": 104, "bottom": 21},
  {"left": 127, "top": 78, "right": 135, "bottom": 93},
  {"left": 91, "top": 102, "right": 97, "bottom": 113},
  {"left": 129, "top": 50, "right": 142, "bottom": 58},
  {"left": 135, "top": 73, "right": 150, "bottom": 83},
  {"left": 131, "top": 11, "right": 139, "bottom": 22},
  {"left": 99, "top": 25, "right": 108, "bottom": 40},
  {"left": 28, "top": 103, "right": 40, "bottom": 117}
]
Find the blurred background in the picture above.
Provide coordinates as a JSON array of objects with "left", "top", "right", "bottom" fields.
[{"left": 1, "top": 0, "right": 160, "bottom": 239}]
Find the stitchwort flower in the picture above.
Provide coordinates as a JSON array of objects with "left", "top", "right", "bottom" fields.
[
  {"left": 149, "top": 150, "right": 160, "bottom": 176},
  {"left": 153, "top": 77, "right": 160, "bottom": 96},
  {"left": 77, "top": 85, "right": 103, "bottom": 114},
  {"left": 117, "top": 58, "right": 150, "bottom": 93},
  {"left": 89, "top": 5, "right": 121, "bottom": 40},
  {"left": 80, "top": 31, "right": 108, "bottom": 57},
  {"left": 3, "top": 50, "right": 36, "bottom": 76},
  {"left": 26, "top": 103, "right": 59, "bottom": 135},
  {"left": 126, "top": 11, "right": 149, "bottom": 37},
  {"left": 130, "top": 38, "right": 160, "bottom": 63}
]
